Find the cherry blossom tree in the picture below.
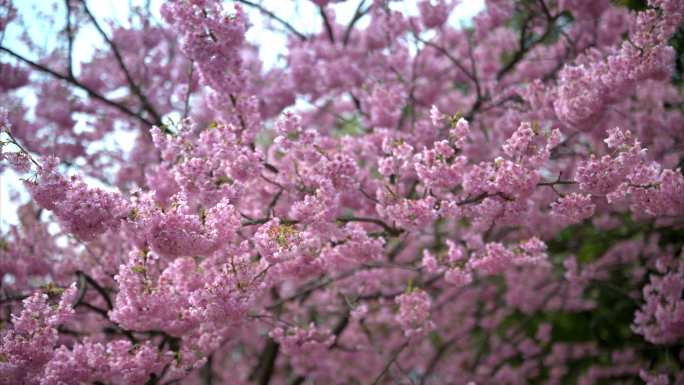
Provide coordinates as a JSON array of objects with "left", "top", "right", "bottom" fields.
[{"left": 1, "top": 0, "right": 683, "bottom": 384}]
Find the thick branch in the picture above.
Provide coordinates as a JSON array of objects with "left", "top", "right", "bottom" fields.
[
  {"left": 289, "top": 311, "right": 351, "bottom": 384},
  {"left": 200, "top": 355, "right": 215, "bottom": 385},
  {"left": 250, "top": 288, "right": 284, "bottom": 385},
  {"left": 250, "top": 338, "right": 279, "bottom": 385},
  {"left": 413, "top": 34, "right": 478, "bottom": 85}
]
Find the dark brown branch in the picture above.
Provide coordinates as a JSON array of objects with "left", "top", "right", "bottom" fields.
[
  {"left": 0, "top": 293, "right": 29, "bottom": 305},
  {"left": 464, "top": 35, "right": 485, "bottom": 121},
  {"left": 229, "top": 93, "right": 248, "bottom": 133},
  {"left": 241, "top": 217, "right": 298, "bottom": 227},
  {"left": 413, "top": 34, "right": 478, "bottom": 85},
  {"left": 465, "top": 2, "right": 560, "bottom": 120},
  {"left": 455, "top": 192, "right": 490, "bottom": 206},
  {"left": 0, "top": 46, "right": 156, "bottom": 128},
  {"left": 350, "top": 93, "right": 363, "bottom": 115},
  {"left": 250, "top": 288, "right": 284, "bottom": 385},
  {"left": 266, "top": 269, "right": 359, "bottom": 310},
  {"left": 266, "top": 188, "right": 283, "bottom": 216},
  {"left": 319, "top": 7, "right": 335, "bottom": 43},
  {"left": 495, "top": 8, "right": 559, "bottom": 81},
  {"left": 64, "top": 0, "right": 74, "bottom": 78},
  {"left": 145, "top": 369, "right": 165, "bottom": 385},
  {"left": 74, "top": 271, "right": 88, "bottom": 306},
  {"left": 249, "top": 338, "right": 279, "bottom": 385},
  {"left": 57, "top": 326, "right": 84, "bottom": 336},
  {"left": 343, "top": 0, "right": 368, "bottom": 46},
  {"left": 79, "top": 0, "right": 163, "bottom": 126},
  {"left": 538, "top": 0, "right": 553, "bottom": 21},
  {"left": 264, "top": 162, "right": 279, "bottom": 174},
  {"left": 75, "top": 301, "right": 108, "bottom": 318},
  {"left": 76, "top": 270, "right": 114, "bottom": 310},
  {"left": 329, "top": 310, "right": 350, "bottom": 349},
  {"left": 419, "top": 334, "right": 460, "bottom": 385},
  {"left": 5, "top": 131, "right": 40, "bottom": 167},
  {"left": 537, "top": 180, "right": 576, "bottom": 186},
  {"left": 235, "top": 0, "right": 307, "bottom": 41},
  {"left": 200, "top": 355, "right": 215, "bottom": 385},
  {"left": 371, "top": 341, "right": 409, "bottom": 385},
  {"left": 337, "top": 216, "right": 402, "bottom": 236},
  {"left": 289, "top": 311, "right": 351, "bottom": 384}
]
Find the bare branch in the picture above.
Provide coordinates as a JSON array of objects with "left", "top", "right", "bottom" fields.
[
  {"left": 235, "top": 0, "right": 307, "bottom": 41},
  {"left": 0, "top": 45, "right": 156, "bottom": 128},
  {"left": 371, "top": 341, "right": 409, "bottom": 385},
  {"left": 79, "top": 0, "right": 163, "bottom": 126},
  {"left": 64, "top": 0, "right": 74, "bottom": 78},
  {"left": 319, "top": 6, "right": 335, "bottom": 43},
  {"left": 343, "top": 0, "right": 369, "bottom": 46}
]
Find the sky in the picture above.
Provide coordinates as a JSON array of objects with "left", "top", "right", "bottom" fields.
[{"left": 0, "top": 0, "right": 485, "bottom": 229}]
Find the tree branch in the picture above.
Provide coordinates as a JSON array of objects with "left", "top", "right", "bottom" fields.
[
  {"left": 337, "top": 216, "right": 402, "bottom": 236},
  {"left": 250, "top": 338, "right": 279, "bottom": 385},
  {"left": 64, "top": 0, "right": 74, "bottom": 78},
  {"left": 343, "top": 0, "right": 368, "bottom": 46},
  {"left": 319, "top": 6, "right": 335, "bottom": 43},
  {"left": 0, "top": 46, "right": 157, "bottom": 128},
  {"left": 235, "top": 0, "right": 307, "bottom": 41},
  {"left": 79, "top": 0, "right": 163, "bottom": 126},
  {"left": 200, "top": 355, "right": 215, "bottom": 385},
  {"left": 76, "top": 270, "right": 113, "bottom": 310},
  {"left": 371, "top": 341, "right": 409, "bottom": 385},
  {"left": 496, "top": 8, "right": 559, "bottom": 81},
  {"left": 288, "top": 311, "right": 351, "bottom": 384}
]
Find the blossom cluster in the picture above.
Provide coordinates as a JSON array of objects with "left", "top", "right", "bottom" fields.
[{"left": 0, "top": 0, "right": 683, "bottom": 384}]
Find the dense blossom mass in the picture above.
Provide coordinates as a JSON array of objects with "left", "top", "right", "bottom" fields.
[{"left": 0, "top": 0, "right": 683, "bottom": 384}]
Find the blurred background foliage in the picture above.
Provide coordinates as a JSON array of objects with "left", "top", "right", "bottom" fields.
[{"left": 475, "top": 2, "right": 684, "bottom": 383}]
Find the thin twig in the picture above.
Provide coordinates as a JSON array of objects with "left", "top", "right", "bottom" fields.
[
  {"left": 76, "top": 270, "right": 114, "bottom": 310},
  {"left": 371, "top": 341, "right": 409, "bottom": 385},
  {"left": 337, "top": 216, "right": 403, "bottom": 236},
  {"left": 343, "top": 0, "right": 368, "bottom": 46},
  {"left": 235, "top": 0, "right": 307, "bottom": 41},
  {"left": 0, "top": 46, "right": 156, "bottom": 128},
  {"left": 79, "top": 0, "right": 162, "bottom": 126},
  {"left": 5, "top": 131, "right": 40, "bottom": 168}
]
